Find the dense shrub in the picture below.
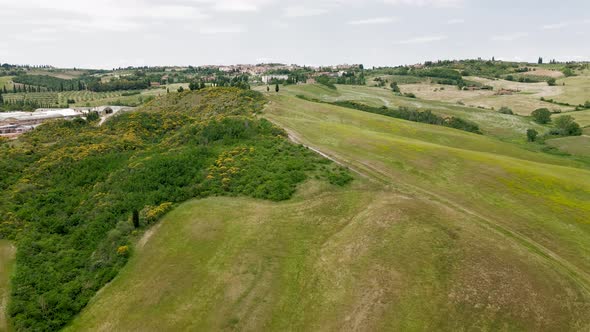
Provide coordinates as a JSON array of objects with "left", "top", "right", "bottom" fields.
[
  {"left": 527, "top": 129, "right": 538, "bottom": 142},
  {"left": 553, "top": 115, "right": 582, "bottom": 136},
  {"left": 498, "top": 106, "right": 514, "bottom": 115},
  {"left": 0, "top": 87, "right": 351, "bottom": 331},
  {"left": 316, "top": 75, "right": 336, "bottom": 89},
  {"left": 531, "top": 108, "right": 552, "bottom": 124}
]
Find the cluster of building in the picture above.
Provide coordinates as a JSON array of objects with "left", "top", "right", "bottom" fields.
[
  {"left": 0, "top": 106, "right": 125, "bottom": 138},
  {"left": 204, "top": 63, "right": 361, "bottom": 76}
]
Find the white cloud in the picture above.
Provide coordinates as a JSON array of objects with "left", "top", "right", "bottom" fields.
[
  {"left": 542, "top": 19, "right": 590, "bottom": 30},
  {"left": 542, "top": 22, "right": 569, "bottom": 30},
  {"left": 202, "top": 0, "right": 276, "bottom": 12},
  {"left": 394, "top": 35, "right": 447, "bottom": 44},
  {"left": 447, "top": 18, "right": 464, "bottom": 24},
  {"left": 284, "top": 6, "right": 329, "bottom": 17},
  {"left": 491, "top": 32, "right": 528, "bottom": 41},
  {"left": 199, "top": 25, "right": 245, "bottom": 35},
  {"left": 348, "top": 17, "right": 397, "bottom": 25},
  {"left": 383, "top": 0, "right": 463, "bottom": 7}
]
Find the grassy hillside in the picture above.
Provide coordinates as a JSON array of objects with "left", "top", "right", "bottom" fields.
[
  {"left": 0, "top": 240, "right": 15, "bottom": 332},
  {"left": 269, "top": 84, "right": 548, "bottom": 142},
  {"left": 67, "top": 177, "right": 588, "bottom": 331},
  {"left": 0, "top": 77, "right": 13, "bottom": 91},
  {"left": 394, "top": 78, "right": 568, "bottom": 115},
  {"left": 69, "top": 92, "right": 590, "bottom": 331},
  {"left": 556, "top": 109, "right": 590, "bottom": 127},
  {"left": 555, "top": 74, "right": 590, "bottom": 105},
  {"left": 0, "top": 88, "right": 349, "bottom": 331},
  {"left": 546, "top": 135, "right": 590, "bottom": 157}
]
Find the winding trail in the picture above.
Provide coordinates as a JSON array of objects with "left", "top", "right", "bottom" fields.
[{"left": 267, "top": 110, "right": 590, "bottom": 296}]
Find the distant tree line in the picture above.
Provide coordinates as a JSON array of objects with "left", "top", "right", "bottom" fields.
[{"left": 11, "top": 75, "right": 85, "bottom": 92}]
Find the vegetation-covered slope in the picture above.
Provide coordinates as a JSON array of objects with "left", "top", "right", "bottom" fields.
[
  {"left": 68, "top": 92, "right": 590, "bottom": 331},
  {"left": 0, "top": 88, "right": 350, "bottom": 331},
  {"left": 273, "top": 84, "right": 547, "bottom": 141},
  {"left": 0, "top": 240, "right": 15, "bottom": 332}
]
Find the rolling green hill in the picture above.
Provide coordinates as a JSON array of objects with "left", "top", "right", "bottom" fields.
[
  {"left": 270, "top": 84, "right": 547, "bottom": 142},
  {"left": 66, "top": 91, "right": 590, "bottom": 331}
]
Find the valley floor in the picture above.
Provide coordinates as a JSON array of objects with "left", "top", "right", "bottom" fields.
[{"left": 67, "top": 93, "right": 590, "bottom": 331}]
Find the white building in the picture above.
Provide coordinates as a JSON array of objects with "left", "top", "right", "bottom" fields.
[{"left": 261, "top": 75, "right": 289, "bottom": 84}]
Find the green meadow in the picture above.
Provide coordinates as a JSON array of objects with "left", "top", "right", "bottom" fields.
[
  {"left": 67, "top": 90, "right": 590, "bottom": 331},
  {"left": 546, "top": 135, "right": 590, "bottom": 157},
  {"left": 0, "top": 240, "right": 15, "bottom": 332},
  {"left": 269, "top": 84, "right": 548, "bottom": 142},
  {"left": 556, "top": 74, "right": 590, "bottom": 105}
]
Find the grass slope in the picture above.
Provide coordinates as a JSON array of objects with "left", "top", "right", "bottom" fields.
[
  {"left": 70, "top": 93, "right": 590, "bottom": 331},
  {"left": 546, "top": 135, "right": 590, "bottom": 157},
  {"left": 556, "top": 109, "right": 590, "bottom": 128},
  {"left": 556, "top": 74, "right": 590, "bottom": 105},
  {"left": 0, "top": 77, "right": 13, "bottom": 91},
  {"left": 271, "top": 84, "right": 546, "bottom": 142},
  {"left": 398, "top": 78, "right": 569, "bottom": 115},
  {"left": 0, "top": 240, "right": 15, "bottom": 332},
  {"left": 0, "top": 88, "right": 350, "bottom": 331},
  {"left": 68, "top": 178, "right": 589, "bottom": 331}
]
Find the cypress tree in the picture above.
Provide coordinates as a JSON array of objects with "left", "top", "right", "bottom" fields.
[
  {"left": 275, "top": 83, "right": 279, "bottom": 93},
  {"left": 132, "top": 210, "right": 140, "bottom": 228}
]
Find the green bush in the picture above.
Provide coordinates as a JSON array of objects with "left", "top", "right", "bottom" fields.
[
  {"left": 526, "top": 129, "right": 538, "bottom": 142},
  {"left": 531, "top": 108, "right": 552, "bottom": 124},
  {"left": 553, "top": 115, "right": 582, "bottom": 136}
]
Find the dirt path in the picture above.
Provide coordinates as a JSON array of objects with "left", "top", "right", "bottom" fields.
[{"left": 267, "top": 115, "right": 590, "bottom": 295}]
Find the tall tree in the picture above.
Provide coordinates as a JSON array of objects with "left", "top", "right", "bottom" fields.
[
  {"left": 132, "top": 210, "right": 140, "bottom": 228},
  {"left": 275, "top": 83, "right": 279, "bottom": 93},
  {"left": 538, "top": 57, "right": 543, "bottom": 64}
]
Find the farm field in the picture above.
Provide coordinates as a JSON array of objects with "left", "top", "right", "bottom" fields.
[
  {"left": 555, "top": 109, "right": 590, "bottom": 127},
  {"left": 26, "top": 69, "right": 87, "bottom": 80},
  {"left": 0, "top": 77, "right": 14, "bottom": 91},
  {"left": 397, "top": 78, "right": 570, "bottom": 115},
  {"left": 555, "top": 74, "right": 590, "bottom": 106},
  {"left": 0, "top": 85, "right": 185, "bottom": 108},
  {"left": 69, "top": 93, "right": 590, "bottom": 331},
  {"left": 546, "top": 135, "right": 590, "bottom": 157},
  {"left": 0, "top": 240, "right": 15, "bottom": 332},
  {"left": 268, "top": 84, "right": 547, "bottom": 142}
]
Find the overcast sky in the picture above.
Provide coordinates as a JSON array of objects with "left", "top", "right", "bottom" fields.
[{"left": 1, "top": 0, "right": 588, "bottom": 69}]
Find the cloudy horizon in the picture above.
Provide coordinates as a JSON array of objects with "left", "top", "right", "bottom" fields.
[{"left": 1, "top": 0, "right": 588, "bottom": 69}]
